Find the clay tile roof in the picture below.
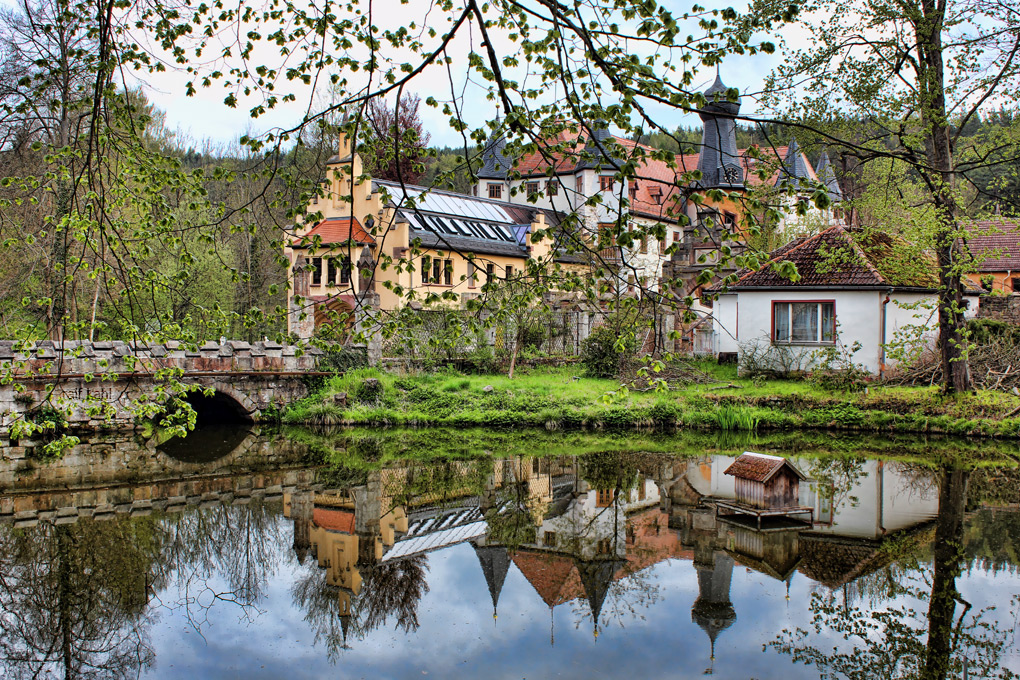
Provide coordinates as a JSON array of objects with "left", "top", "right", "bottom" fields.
[
  {"left": 728, "top": 224, "right": 941, "bottom": 290},
  {"left": 313, "top": 507, "right": 356, "bottom": 534},
  {"left": 965, "top": 219, "right": 1020, "bottom": 271},
  {"left": 724, "top": 452, "right": 805, "bottom": 483},
  {"left": 512, "top": 550, "right": 585, "bottom": 607},
  {"left": 297, "top": 217, "right": 375, "bottom": 247}
]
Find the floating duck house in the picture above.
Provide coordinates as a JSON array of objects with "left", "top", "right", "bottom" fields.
[{"left": 718, "top": 452, "right": 812, "bottom": 528}]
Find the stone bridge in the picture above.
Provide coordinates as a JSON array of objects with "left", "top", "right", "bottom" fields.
[{"left": 0, "top": 340, "right": 326, "bottom": 434}]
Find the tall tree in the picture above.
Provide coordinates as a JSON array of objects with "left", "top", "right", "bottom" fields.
[
  {"left": 761, "top": 0, "right": 1020, "bottom": 393},
  {"left": 360, "top": 93, "right": 432, "bottom": 185}
]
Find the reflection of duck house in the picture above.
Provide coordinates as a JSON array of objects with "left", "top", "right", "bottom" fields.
[{"left": 717, "top": 452, "right": 812, "bottom": 528}]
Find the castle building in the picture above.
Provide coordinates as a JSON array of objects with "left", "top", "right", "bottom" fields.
[
  {"left": 284, "top": 132, "right": 560, "bottom": 339},
  {"left": 475, "top": 73, "right": 840, "bottom": 302}
]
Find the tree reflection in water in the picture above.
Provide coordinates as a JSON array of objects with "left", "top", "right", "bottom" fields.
[
  {"left": 150, "top": 499, "right": 287, "bottom": 632},
  {"left": 0, "top": 517, "right": 157, "bottom": 679},
  {"left": 772, "top": 465, "right": 1019, "bottom": 680}
]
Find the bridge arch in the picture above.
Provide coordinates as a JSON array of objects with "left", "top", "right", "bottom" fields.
[{"left": 184, "top": 385, "right": 256, "bottom": 426}]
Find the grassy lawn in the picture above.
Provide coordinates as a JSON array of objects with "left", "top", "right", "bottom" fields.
[{"left": 281, "top": 362, "right": 1020, "bottom": 439}]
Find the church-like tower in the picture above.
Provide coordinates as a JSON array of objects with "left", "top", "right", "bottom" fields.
[{"left": 696, "top": 73, "right": 744, "bottom": 189}]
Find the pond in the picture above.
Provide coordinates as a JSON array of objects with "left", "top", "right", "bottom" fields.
[{"left": 0, "top": 427, "right": 1018, "bottom": 679}]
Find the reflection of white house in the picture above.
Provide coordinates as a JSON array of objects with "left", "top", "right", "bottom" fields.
[
  {"left": 711, "top": 224, "right": 980, "bottom": 375},
  {"left": 685, "top": 455, "right": 939, "bottom": 538},
  {"left": 535, "top": 478, "right": 660, "bottom": 560}
]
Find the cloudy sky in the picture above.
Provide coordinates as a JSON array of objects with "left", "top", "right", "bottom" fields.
[{"left": 122, "top": 0, "right": 807, "bottom": 150}]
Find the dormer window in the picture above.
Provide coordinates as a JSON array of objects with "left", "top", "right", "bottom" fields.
[
  {"left": 628, "top": 180, "right": 638, "bottom": 196},
  {"left": 648, "top": 185, "right": 663, "bottom": 204}
]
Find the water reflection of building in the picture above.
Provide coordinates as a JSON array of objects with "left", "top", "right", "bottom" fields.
[
  {"left": 511, "top": 464, "right": 685, "bottom": 638},
  {"left": 281, "top": 453, "right": 940, "bottom": 651}
]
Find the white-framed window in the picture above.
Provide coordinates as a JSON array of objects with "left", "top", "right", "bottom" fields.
[{"left": 773, "top": 301, "right": 835, "bottom": 344}]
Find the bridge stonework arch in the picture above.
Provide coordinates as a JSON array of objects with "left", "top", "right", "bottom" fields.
[{"left": 0, "top": 340, "right": 325, "bottom": 434}]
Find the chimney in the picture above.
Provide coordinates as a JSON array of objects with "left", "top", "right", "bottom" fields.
[{"left": 338, "top": 131, "right": 352, "bottom": 160}]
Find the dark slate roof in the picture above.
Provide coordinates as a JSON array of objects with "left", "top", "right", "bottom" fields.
[
  {"left": 702, "top": 72, "right": 741, "bottom": 113},
  {"left": 774, "top": 138, "right": 815, "bottom": 188},
  {"left": 478, "top": 123, "right": 511, "bottom": 179},
  {"left": 473, "top": 543, "right": 511, "bottom": 610},
  {"left": 576, "top": 123, "right": 623, "bottom": 171},
  {"left": 576, "top": 556, "right": 624, "bottom": 629},
  {"left": 815, "top": 151, "right": 843, "bottom": 201},
  {"left": 724, "top": 452, "right": 806, "bottom": 483},
  {"left": 726, "top": 224, "right": 943, "bottom": 290},
  {"left": 965, "top": 219, "right": 1020, "bottom": 271}
]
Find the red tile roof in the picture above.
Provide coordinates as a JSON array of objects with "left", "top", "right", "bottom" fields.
[
  {"left": 512, "top": 551, "right": 585, "bottom": 607},
  {"left": 313, "top": 507, "right": 356, "bottom": 533},
  {"left": 510, "top": 132, "right": 820, "bottom": 226},
  {"left": 295, "top": 217, "right": 375, "bottom": 247},
  {"left": 724, "top": 453, "right": 806, "bottom": 483},
  {"left": 965, "top": 219, "right": 1020, "bottom": 272},
  {"left": 728, "top": 224, "right": 941, "bottom": 290}
]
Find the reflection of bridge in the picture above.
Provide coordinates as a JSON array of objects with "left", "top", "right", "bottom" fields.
[
  {"left": 0, "top": 430, "right": 323, "bottom": 527},
  {"left": 0, "top": 340, "right": 325, "bottom": 432}
]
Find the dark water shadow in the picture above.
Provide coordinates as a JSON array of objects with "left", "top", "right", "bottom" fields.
[{"left": 157, "top": 424, "right": 253, "bottom": 463}]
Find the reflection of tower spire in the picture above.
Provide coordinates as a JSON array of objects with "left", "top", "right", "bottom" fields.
[
  {"left": 473, "top": 543, "right": 511, "bottom": 620},
  {"left": 692, "top": 552, "right": 736, "bottom": 670},
  {"left": 288, "top": 491, "right": 313, "bottom": 564},
  {"left": 576, "top": 557, "right": 622, "bottom": 641}
]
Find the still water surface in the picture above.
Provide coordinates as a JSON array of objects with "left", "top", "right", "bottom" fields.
[{"left": 0, "top": 427, "right": 1018, "bottom": 679}]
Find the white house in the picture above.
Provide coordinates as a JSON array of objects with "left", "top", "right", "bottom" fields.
[{"left": 710, "top": 224, "right": 979, "bottom": 375}]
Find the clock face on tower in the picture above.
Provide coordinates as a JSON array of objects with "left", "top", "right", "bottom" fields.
[{"left": 722, "top": 164, "right": 742, "bottom": 184}]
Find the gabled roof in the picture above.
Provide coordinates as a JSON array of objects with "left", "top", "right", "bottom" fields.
[
  {"left": 815, "top": 151, "right": 843, "bottom": 201},
  {"left": 724, "top": 452, "right": 806, "bottom": 483},
  {"left": 965, "top": 219, "right": 1020, "bottom": 271},
  {"left": 726, "top": 224, "right": 942, "bottom": 290},
  {"left": 295, "top": 217, "right": 375, "bottom": 247}
]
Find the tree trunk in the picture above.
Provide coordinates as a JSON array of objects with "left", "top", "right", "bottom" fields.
[
  {"left": 916, "top": 0, "right": 972, "bottom": 393},
  {"left": 921, "top": 466, "right": 969, "bottom": 680}
]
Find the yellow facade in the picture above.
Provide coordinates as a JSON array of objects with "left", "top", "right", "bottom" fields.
[{"left": 284, "top": 133, "right": 555, "bottom": 338}]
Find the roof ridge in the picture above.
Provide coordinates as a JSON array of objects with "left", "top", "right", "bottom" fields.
[{"left": 732, "top": 224, "right": 839, "bottom": 286}]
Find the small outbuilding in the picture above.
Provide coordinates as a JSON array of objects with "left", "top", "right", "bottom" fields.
[{"left": 724, "top": 452, "right": 806, "bottom": 510}]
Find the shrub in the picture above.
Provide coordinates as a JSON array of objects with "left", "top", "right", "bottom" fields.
[
  {"left": 582, "top": 325, "right": 637, "bottom": 379},
  {"left": 353, "top": 377, "right": 384, "bottom": 404},
  {"left": 810, "top": 340, "right": 869, "bottom": 393},
  {"left": 319, "top": 345, "right": 369, "bottom": 373},
  {"left": 738, "top": 336, "right": 813, "bottom": 378}
]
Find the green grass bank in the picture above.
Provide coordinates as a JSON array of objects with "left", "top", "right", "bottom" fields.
[{"left": 282, "top": 364, "right": 1020, "bottom": 439}]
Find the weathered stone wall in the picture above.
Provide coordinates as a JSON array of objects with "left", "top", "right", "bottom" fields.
[
  {"left": 0, "top": 432, "right": 325, "bottom": 527},
  {"left": 976, "top": 295, "right": 1020, "bottom": 323},
  {"left": 0, "top": 340, "right": 323, "bottom": 434}
]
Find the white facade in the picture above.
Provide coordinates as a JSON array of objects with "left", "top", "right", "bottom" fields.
[
  {"left": 478, "top": 166, "right": 675, "bottom": 293},
  {"left": 712, "top": 288, "right": 958, "bottom": 375},
  {"left": 684, "top": 455, "right": 938, "bottom": 538}
]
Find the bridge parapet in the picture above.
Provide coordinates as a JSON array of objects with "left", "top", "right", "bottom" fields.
[
  {"left": 0, "top": 340, "right": 324, "bottom": 377},
  {"left": 0, "top": 341, "right": 327, "bottom": 434}
]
